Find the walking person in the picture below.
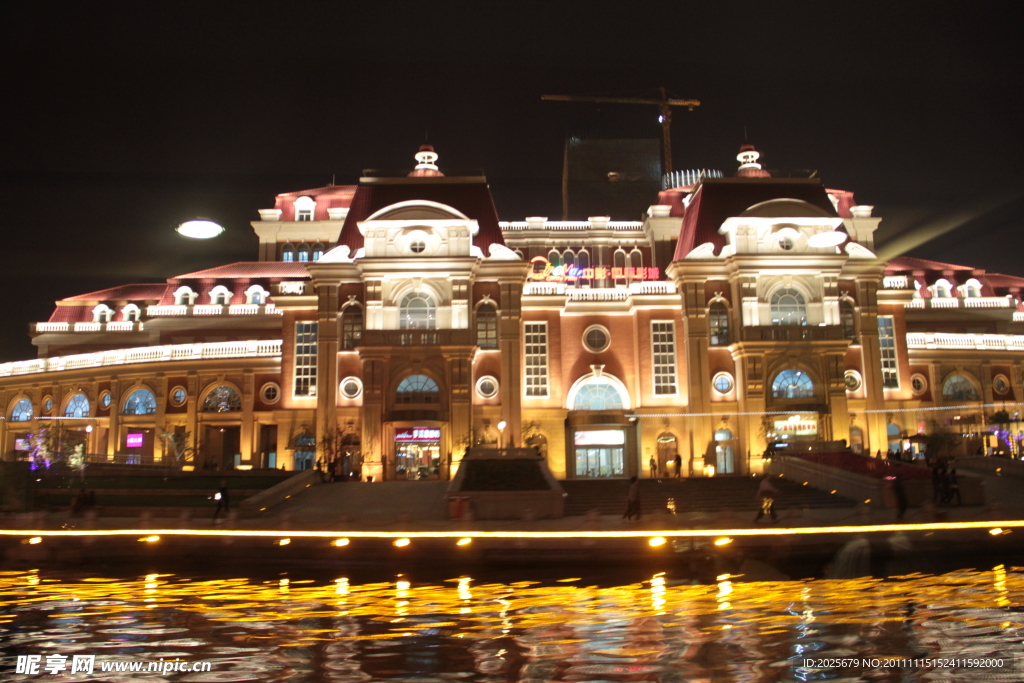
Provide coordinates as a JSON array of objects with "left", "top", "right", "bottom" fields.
[
  {"left": 649, "top": 455, "right": 658, "bottom": 479},
  {"left": 213, "top": 479, "right": 230, "bottom": 520},
  {"left": 891, "top": 471, "right": 908, "bottom": 521},
  {"left": 753, "top": 475, "right": 779, "bottom": 522},
  {"left": 674, "top": 454, "right": 682, "bottom": 480},
  {"left": 622, "top": 476, "right": 641, "bottom": 521},
  {"left": 946, "top": 468, "right": 961, "bottom": 505}
]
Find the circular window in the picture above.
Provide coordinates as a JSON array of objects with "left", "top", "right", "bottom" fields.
[
  {"left": 100, "top": 391, "right": 112, "bottom": 409},
  {"left": 582, "top": 325, "right": 611, "bottom": 353},
  {"left": 778, "top": 236, "right": 794, "bottom": 250},
  {"left": 844, "top": 370, "right": 863, "bottom": 392},
  {"left": 170, "top": 386, "right": 187, "bottom": 407},
  {"left": 410, "top": 240, "right": 426, "bottom": 254},
  {"left": 994, "top": 375, "right": 1010, "bottom": 395},
  {"left": 476, "top": 376, "right": 499, "bottom": 399},
  {"left": 910, "top": 374, "right": 928, "bottom": 396},
  {"left": 260, "top": 382, "right": 281, "bottom": 404},
  {"left": 42, "top": 396, "right": 53, "bottom": 414},
  {"left": 712, "top": 372, "right": 734, "bottom": 394},
  {"left": 340, "top": 377, "right": 363, "bottom": 400}
]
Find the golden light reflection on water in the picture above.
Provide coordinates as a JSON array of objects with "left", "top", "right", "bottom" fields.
[{"left": 2, "top": 569, "right": 1024, "bottom": 681}]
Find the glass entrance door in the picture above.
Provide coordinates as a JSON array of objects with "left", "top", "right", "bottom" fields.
[
  {"left": 394, "top": 426, "right": 441, "bottom": 480},
  {"left": 573, "top": 429, "right": 626, "bottom": 477}
]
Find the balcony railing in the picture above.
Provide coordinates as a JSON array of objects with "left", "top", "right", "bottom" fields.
[
  {"left": 906, "top": 332, "right": 1024, "bottom": 351},
  {"left": 359, "top": 329, "right": 476, "bottom": 347},
  {"left": 500, "top": 220, "right": 644, "bottom": 231},
  {"left": 904, "top": 296, "right": 1014, "bottom": 310},
  {"left": 741, "top": 325, "right": 847, "bottom": 342},
  {"left": 146, "top": 303, "right": 280, "bottom": 317},
  {"left": 0, "top": 340, "right": 282, "bottom": 378},
  {"left": 35, "top": 321, "right": 145, "bottom": 333}
]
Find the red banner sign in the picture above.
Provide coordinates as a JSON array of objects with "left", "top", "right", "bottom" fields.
[{"left": 528, "top": 256, "right": 660, "bottom": 283}]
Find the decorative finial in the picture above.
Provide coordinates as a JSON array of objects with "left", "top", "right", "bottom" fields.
[
  {"left": 735, "top": 143, "right": 771, "bottom": 178},
  {"left": 408, "top": 143, "right": 444, "bottom": 177}
]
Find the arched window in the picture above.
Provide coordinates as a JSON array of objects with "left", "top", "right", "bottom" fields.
[
  {"left": 312, "top": 242, "right": 325, "bottom": 261},
  {"left": 202, "top": 385, "right": 242, "bottom": 412},
  {"left": 294, "top": 196, "right": 315, "bottom": 221},
  {"left": 770, "top": 288, "right": 807, "bottom": 325},
  {"left": 613, "top": 249, "right": 627, "bottom": 285},
  {"left": 709, "top": 302, "right": 730, "bottom": 346},
  {"left": 341, "top": 306, "right": 363, "bottom": 349},
  {"left": 963, "top": 279, "right": 982, "bottom": 298},
  {"left": 209, "top": 286, "right": 232, "bottom": 306},
  {"left": 396, "top": 375, "right": 440, "bottom": 404},
  {"left": 282, "top": 243, "right": 295, "bottom": 262},
  {"left": 932, "top": 279, "right": 952, "bottom": 298},
  {"left": 123, "top": 388, "right": 157, "bottom": 415},
  {"left": 629, "top": 248, "right": 643, "bottom": 278},
  {"left": 92, "top": 304, "right": 113, "bottom": 323},
  {"left": 771, "top": 369, "right": 815, "bottom": 399},
  {"left": 547, "top": 249, "right": 561, "bottom": 268},
  {"left": 245, "top": 285, "right": 269, "bottom": 305},
  {"left": 840, "top": 300, "right": 856, "bottom": 340},
  {"left": 122, "top": 304, "right": 141, "bottom": 322},
  {"left": 400, "top": 291, "right": 436, "bottom": 330},
  {"left": 476, "top": 304, "right": 497, "bottom": 349},
  {"left": 942, "top": 374, "right": 979, "bottom": 401},
  {"left": 576, "top": 250, "right": 590, "bottom": 286},
  {"left": 64, "top": 393, "right": 90, "bottom": 418},
  {"left": 174, "top": 286, "right": 196, "bottom": 306},
  {"left": 297, "top": 243, "right": 311, "bottom": 263},
  {"left": 572, "top": 379, "right": 625, "bottom": 411},
  {"left": 10, "top": 398, "right": 33, "bottom": 422}
]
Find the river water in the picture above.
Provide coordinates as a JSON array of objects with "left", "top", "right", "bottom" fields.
[{"left": 2, "top": 567, "right": 1023, "bottom": 682}]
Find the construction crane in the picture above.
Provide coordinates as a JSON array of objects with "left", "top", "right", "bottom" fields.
[{"left": 541, "top": 87, "right": 700, "bottom": 175}]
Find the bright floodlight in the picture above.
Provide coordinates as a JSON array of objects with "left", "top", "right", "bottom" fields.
[
  {"left": 807, "top": 230, "right": 847, "bottom": 248},
  {"left": 176, "top": 219, "right": 224, "bottom": 239}
]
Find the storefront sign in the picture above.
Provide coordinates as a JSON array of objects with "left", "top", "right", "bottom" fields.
[
  {"left": 773, "top": 419, "right": 818, "bottom": 437},
  {"left": 126, "top": 433, "right": 144, "bottom": 448},
  {"left": 574, "top": 430, "right": 626, "bottom": 446},
  {"left": 529, "top": 256, "right": 660, "bottom": 283},
  {"left": 395, "top": 427, "right": 441, "bottom": 442}
]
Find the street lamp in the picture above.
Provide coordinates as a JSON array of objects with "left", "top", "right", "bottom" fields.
[{"left": 497, "top": 421, "right": 507, "bottom": 448}]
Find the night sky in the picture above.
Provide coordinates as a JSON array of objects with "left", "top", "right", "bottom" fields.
[{"left": 2, "top": 1, "right": 1021, "bottom": 361}]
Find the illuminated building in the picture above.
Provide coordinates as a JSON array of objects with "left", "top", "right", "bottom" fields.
[{"left": 3, "top": 143, "right": 1024, "bottom": 479}]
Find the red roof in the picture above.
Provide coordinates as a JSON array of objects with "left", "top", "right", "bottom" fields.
[
  {"left": 336, "top": 177, "right": 506, "bottom": 254},
  {"left": 274, "top": 185, "right": 356, "bottom": 221},
  {"left": 671, "top": 178, "right": 839, "bottom": 260},
  {"left": 59, "top": 283, "right": 167, "bottom": 303},
  {"left": 172, "top": 262, "right": 311, "bottom": 279},
  {"left": 884, "top": 255, "right": 1024, "bottom": 294},
  {"left": 883, "top": 255, "right": 978, "bottom": 273}
]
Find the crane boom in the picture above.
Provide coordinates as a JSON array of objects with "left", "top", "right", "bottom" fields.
[{"left": 541, "top": 88, "right": 700, "bottom": 174}]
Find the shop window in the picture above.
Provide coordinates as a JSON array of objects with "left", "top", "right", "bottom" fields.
[
  {"left": 396, "top": 374, "right": 440, "bottom": 404},
  {"left": 771, "top": 369, "right": 814, "bottom": 399},
  {"left": 123, "top": 388, "right": 157, "bottom": 415}
]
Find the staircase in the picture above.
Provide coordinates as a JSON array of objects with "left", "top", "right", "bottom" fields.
[{"left": 560, "top": 476, "right": 853, "bottom": 516}]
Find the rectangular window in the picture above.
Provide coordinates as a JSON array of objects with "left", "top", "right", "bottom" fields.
[
  {"left": 294, "top": 321, "right": 318, "bottom": 397},
  {"left": 878, "top": 315, "right": 899, "bottom": 389},
  {"left": 524, "top": 322, "right": 549, "bottom": 397},
  {"left": 651, "top": 321, "right": 678, "bottom": 395}
]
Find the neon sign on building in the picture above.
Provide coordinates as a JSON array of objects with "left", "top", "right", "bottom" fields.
[{"left": 528, "top": 256, "right": 660, "bottom": 283}]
